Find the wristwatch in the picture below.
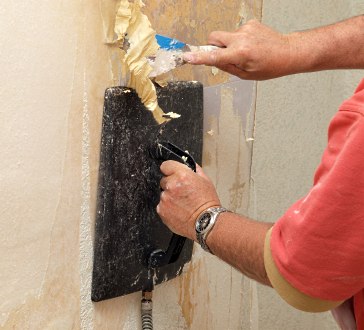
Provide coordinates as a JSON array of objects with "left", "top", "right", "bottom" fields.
[{"left": 195, "top": 207, "right": 229, "bottom": 254}]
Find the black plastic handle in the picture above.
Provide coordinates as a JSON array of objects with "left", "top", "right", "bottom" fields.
[
  {"left": 149, "top": 141, "right": 197, "bottom": 269},
  {"left": 151, "top": 141, "right": 196, "bottom": 172}
]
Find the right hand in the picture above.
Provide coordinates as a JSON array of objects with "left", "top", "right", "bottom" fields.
[
  {"left": 183, "top": 20, "right": 296, "bottom": 80},
  {"left": 157, "top": 161, "right": 221, "bottom": 241}
]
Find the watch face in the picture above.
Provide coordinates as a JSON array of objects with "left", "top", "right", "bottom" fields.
[{"left": 196, "top": 212, "right": 212, "bottom": 233}]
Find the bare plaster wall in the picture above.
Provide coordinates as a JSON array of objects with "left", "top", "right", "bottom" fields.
[
  {"left": 250, "top": 0, "right": 364, "bottom": 329},
  {"left": 0, "top": 1, "right": 261, "bottom": 329}
]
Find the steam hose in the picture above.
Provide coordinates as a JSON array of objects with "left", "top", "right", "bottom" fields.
[{"left": 141, "top": 291, "right": 153, "bottom": 330}]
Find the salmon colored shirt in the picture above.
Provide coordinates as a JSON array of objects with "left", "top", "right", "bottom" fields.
[{"left": 270, "top": 79, "right": 364, "bottom": 328}]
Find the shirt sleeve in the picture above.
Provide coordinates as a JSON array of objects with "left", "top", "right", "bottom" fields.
[
  {"left": 269, "top": 109, "right": 364, "bottom": 302},
  {"left": 264, "top": 228, "right": 343, "bottom": 312}
]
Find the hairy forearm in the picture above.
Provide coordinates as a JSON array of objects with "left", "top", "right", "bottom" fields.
[
  {"left": 205, "top": 212, "right": 274, "bottom": 286},
  {"left": 288, "top": 15, "right": 364, "bottom": 74}
]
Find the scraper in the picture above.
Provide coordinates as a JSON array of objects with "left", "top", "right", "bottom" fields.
[
  {"left": 121, "top": 33, "right": 218, "bottom": 77},
  {"left": 148, "top": 34, "right": 219, "bottom": 77}
]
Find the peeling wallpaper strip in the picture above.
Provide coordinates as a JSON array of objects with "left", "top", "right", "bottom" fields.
[{"left": 114, "top": 0, "right": 166, "bottom": 124}]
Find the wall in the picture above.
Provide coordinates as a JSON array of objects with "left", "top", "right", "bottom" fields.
[
  {"left": 250, "top": 0, "right": 363, "bottom": 329},
  {"left": 0, "top": 1, "right": 260, "bottom": 329}
]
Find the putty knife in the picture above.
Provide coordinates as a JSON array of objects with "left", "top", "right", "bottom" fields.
[{"left": 148, "top": 34, "right": 219, "bottom": 77}]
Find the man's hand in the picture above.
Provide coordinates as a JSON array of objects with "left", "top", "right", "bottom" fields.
[
  {"left": 184, "top": 16, "right": 364, "bottom": 80},
  {"left": 183, "top": 20, "right": 294, "bottom": 80},
  {"left": 157, "top": 160, "right": 273, "bottom": 285},
  {"left": 157, "top": 160, "right": 220, "bottom": 240}
]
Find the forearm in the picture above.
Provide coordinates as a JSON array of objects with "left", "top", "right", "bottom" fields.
[
  {"left": 184, "top": 15, "right": 364, "bottom": 80},
  {"left": 205, "top": 212, "right": 274, "bottom": 286},
  {"left": 288, "top": 15, "right": 364, "bottom": 74}
]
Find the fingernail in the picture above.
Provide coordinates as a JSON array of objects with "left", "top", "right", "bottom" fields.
[{"left": 183, "top": 53, "right": 195, "bottom": 63}]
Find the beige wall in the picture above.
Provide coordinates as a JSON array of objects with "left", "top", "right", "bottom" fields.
[
  {"left": 0, "top": 0, "right": 362, "bottom": 329},
  {"left": 251, "top": 0, "right": 363, "bottom": 329}
]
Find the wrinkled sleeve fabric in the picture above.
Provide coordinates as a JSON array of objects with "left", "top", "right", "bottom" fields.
[
  {"left": 268, "top": 105, "right": 364, "bottom": 303},
  {"left": 265, "top": 228, "right": 343, "bottom": 312}
]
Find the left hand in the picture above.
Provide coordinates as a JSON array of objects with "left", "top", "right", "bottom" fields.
[
  {"left": 157, "top": 160, "right": 221, "bottom": 240},
  {"left": 183, "top": 20, "right": 294, "bottom": 80}
]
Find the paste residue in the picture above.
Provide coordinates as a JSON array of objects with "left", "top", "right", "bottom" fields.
[
  {"left": 114, "top": 0, "right": 167, "bottom": 124},
  {"left": 164, "top": 111, "right": 181, "bottom": 119}
]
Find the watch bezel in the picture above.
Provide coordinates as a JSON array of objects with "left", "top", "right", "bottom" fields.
[
  {"left": 195, "top": 211, "right": 214, "bottom": 234},
  {"left": 195, "top": 207, "right": 229, "bottom": 254}
]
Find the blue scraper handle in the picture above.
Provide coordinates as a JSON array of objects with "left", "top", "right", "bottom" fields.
[{"left": 155, "top": 34, "right": 185, "bottom": 50}]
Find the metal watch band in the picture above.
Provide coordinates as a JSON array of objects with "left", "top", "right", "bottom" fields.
[{"left": 196, "top": 207, "right": 229, "bottom": 254}]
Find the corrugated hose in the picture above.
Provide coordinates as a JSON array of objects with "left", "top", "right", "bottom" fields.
[{"left": 141, "top": 291, "right": 153, "bottom": 330}]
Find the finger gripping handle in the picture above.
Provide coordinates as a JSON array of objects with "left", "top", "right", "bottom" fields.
[
  {"left": 151, "top": 141, "right": 197, "bottom": 172},
  {"left": 148, "top": 141, "right": 196, "bottom": 269}
]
